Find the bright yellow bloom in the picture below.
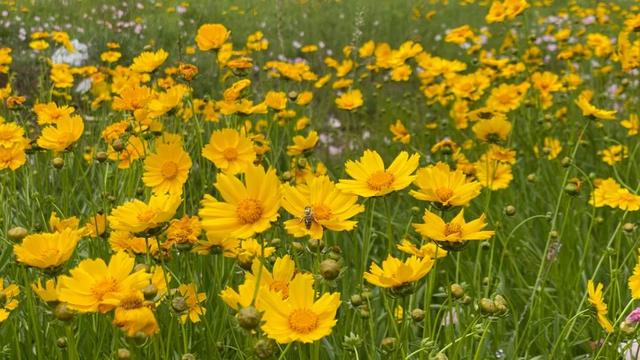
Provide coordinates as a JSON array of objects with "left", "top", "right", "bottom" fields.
[
  {"left": 0, "top": 279, "right": 19, "bottom": 322},
  {"left": 111, "top": 291, "right": 159, "bottom": 337},
  {"left": 475, "top": 160, "right": 513, "bottom": 190},
  {"left": 260, "top": 275, "right": 340, "bottom": 344},
  {"left": 13, "top": 228, "right": 82, "bottom": 269},
  {"left": 193, "top": 232, "right": 239, "bottom": 257},
  {"left": 130, "top": 49, "right": 169, "bottom": 73},
  {"left": 0, "top": 122, "right": 25, "bottom": 149},
  {"left": 629, "top": 251, "right": 640, "bottom": 299},
  {"left": 587, "top": 280, "right": 613, "bottom": 333},
  {"left": 202, "top": 128, "right": 256, "bottom": 175},
  {"left": 164, "top": 215, "right": 201, "bottom": 248},
  {"left": 108, "top": 136, "right": 146, "bottom": 169},
  {"left": 390, "top": 119, "right": 410, "bottom": 144},
  {"left": 177, "top": 283, "right": 207, "bottom": 323},
  {"left": 108, "top": 192, "right": 181, "bottom": 234},
  {"left": 413, "top": 209, "right": 494, "bottom": 243},
  {"left": 143, "top": 142, "right": 192, "bottom": 194},
  {"left": 264, "top": 91, "right": 288, "bottom": 110},
  {"left": 286, "top": 131, "right": 318, "bottom": 156},
  {"left": 109, "top": 231, "right": 159, "bottom": 255},
  {"left": 196, "top": 23, "right": 230, "bottom": 51},
  {"left": 32, "top": 278, "right": 60, "bottom": 303},
  {"left": 364, "top": 255, "right": 434, "bottom": 288},
  {"left": 335, "top": 89, "right": 363, "bottom": 110},
  {"left": 410, "top": 162, "right": 481, "bottom": 207},
  {"left": 100, "top": 51, "right": 122, "bottom": 63},
  {"left": 472, "top": 116, "right": 512, "bottom": 143},
  {"left": 36, "top": 115, "right": 84, "bottom": 152},
  {"left": 199, "top": 165, "right": 280, "bottom": 239},
  {"left": 58, "top": 252, "right": 151, "bottom": 313},
  {"left": 601, "top": 145, "right": 628, "bottom": 166},
  {"left": 397, "top": 239, "right": 448, "bottom": 259},
  {"left": 575, "top": 90, "right": 616, "bottom": 120},
  {"left": 235, "top": 238, "right": 276, "bottom": 267},
  {"left": 147, "top": 84, "right": 189, "bottom": 118},
  {"left": 621, "top": 114, "right": 639, "bottom": 136},
  {"left": 282, "top": 175, "right": 364, "bottom": 239},
  {"left": 337, "top": 150, "right": 420, "bottom": 197},
  {"left": 220, "top": 278, "right": 259, "bottom": 310}
]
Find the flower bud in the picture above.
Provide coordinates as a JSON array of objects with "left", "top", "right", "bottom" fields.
[
  {"left": 7, "top": 226, "right": 28, "bottom": 242},
  {"left": 254, "top": 339, "right": 276, "bottom": 359},
  {"left": 320, "top": 259, "right": 341, "bottom": 280},
  {"left": 494, "top": 295, "right": 508, "bottom": 314},
  {"left": 381, "top": 337, "right": 397, "bottom": 352},
  {"left": 52, "top": 157, "right": 65, "bottom": 169},
  {"left": 411, "top": 308, "right": 425, "bottom": 322},
  {"left": 54, "top": 302, "right": 75, "bottom": 322},
  {"left": 95, "top": 151, "right": 108, "bottom": 162},
  {"left": 172, "top": 296, "right": 188, "bottom": 314},
  {"left": 504, "top": 205, "right": 516, "bottom": 217},
  {"left": 116, "top": 348, "right": 131, "bottom": 360},
  {"left": 112, "top": 139, "right": 125, "bottom": 152},
  {"left": 56, "top": 337, "right": 67, "bottom": 348},
  {"left": 621, "top": 320, "right": 637, "bottom": 335},
  {"left": 350, "top": 294, "right": 363, "bottom": 307},
  {"left": 450, "top": 284, "right": 465, "bottom": 299},
  {"left": 308, "top": 238, "right": 324, "bottom": 252},
  {"left": 142, "top": 284, "right": 158, "bottom": 300},
  {"left": 181, "top": 353, "right": 196, "bottom": 360},
  {"left": 479, "top": 298, "right": 496, "bottom": 315},
  {"left": 237, "top": 306, "right": 261, "bottom": 330},
  {"left": 564, "top": 183, "right": 579, "bottom": 196},
  {"left": 624, "top": 223, "right": 636, "bottom": 234}
]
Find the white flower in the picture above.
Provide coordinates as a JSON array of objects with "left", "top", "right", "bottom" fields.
[{"left": 51, "top": 39, "right": 89, "bottom": 67}]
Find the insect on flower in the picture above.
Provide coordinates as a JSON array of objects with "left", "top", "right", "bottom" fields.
[{"left": 301, "top": 206, "right": 315, "bottom": 230}]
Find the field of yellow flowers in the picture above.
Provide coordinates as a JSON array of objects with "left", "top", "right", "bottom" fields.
[{"left": 1, "top": 0, "right": 640, "bottom": 358}]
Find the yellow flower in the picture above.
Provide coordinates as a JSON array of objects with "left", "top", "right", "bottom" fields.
[
  {"left": 282, "top": 175, "right": 364, "bottom": 239},
  {"left": 0, "top": 142, "right": 27, "bottom": 170},
  {"left": 199, "top": 165, "right": 281, "bottom": 239},
  {"left": 601, "top": 145, "right": 628, "bottom": 166},
  {"left": 260, "top": 275, "right": 340, "bottom": 344},
  {"left": 130, "top": 49, "right": 169, "bottom": 73},
  {"left": 177, "top": 283, "right": 207, "bottom": 323},
  {"left": 58, "top": 252, "right": 151, "bottom": 313},
  {"left": 164, "top": 215, "right": 202, "bottom": 248},
  {"left": 589, "top": 178, "right": 623, "bottom": 208},
  {"left": 413, "top": 209, "right": 494, "bottom": 243},
  {"left": 390, "top": 119, "right": 410, "bottom": 144},
  {"left": 364, "top": 255, "right": 434, "bottom": 289},
  {"left": 621, "top": 114, "right": 639, "bottom": 136},
  {"left": 32, "top": 278, "right": 60, "bottom": 303},
  {"left": 629, "top": 251, "right": 640, "bottom": 299},
  {"left": 472, "top": 116, "right": 512, "bottom": 143},
  {"left": 13, "top": 228, "right": 82, "bottom": 269},
  {"left": 196, "top": 23, "right": 230, "bottom": 51},
  {"left": 246, "top": 255, "right": 311, "bottom": 303},
  {"left": 0, "top": 279, "right": 19, "bottom": 322},
  {"left": 410, "top": 162, "right": 481, "bottom": 207},
  {"left": 397, "top": 239, "right": 447, "bottom": 259},
  {"left": 193, "top": 232, "right": 239, "bottom": 257},
  {"left": 109, "top": 231, "right": 159, "bottom": 255},
  {"left": 587, "top": 280, "right": 613, "bottom": 333},
  {"left": 202, "top": 128, "right": 256, "bottom": 175},
  {"left": 111, "top": 291, "right": 159, "bottom": 337},
  {"left": 49, "top": 212, "right": 84, "bottom": 233},
  {"left": 335, "top": 89, "right": 363, "bottom": 110},
  {"left": 0, "top": 122, "right": 26, "bottom": 149},
  {"left": 108, "top": 192, "right": 181, "bottom": 234},
  {"left": 337, "top": 150, "right": 420, "bottom": 197},
  {"left": 475, "top": 160, "right": 513, "bottom": 190},
  {"left": 286, "top": 131, "right": 318, "bottom": 156},
  {"left": 575, "top": 90, "right": 616, "bottom": 120},
  {"left": 100, "top": 51, "right": 122, "bottom": 63},
  {"left": 147, "top": 84, "right": 189, "bottom": 118},
  {"left": 85, "top": 212, "right": 107, "bottom": 237},
  {"left": 264, "top": 91, "right": 288, "bottom": 110},
  {"left": 36, "top": 115, "right": 84, "bottom": 152},
  {"left": 220, "top": 278, "right": 259, "bottom": 310},
  {"left": 143, "top": 142, "right": 192, "bottom": 194},
  {"left": 235, "top": 238, "right": 276, "bottom": 267}
]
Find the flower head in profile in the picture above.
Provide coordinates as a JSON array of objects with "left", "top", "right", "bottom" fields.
[
  {"left": 143, "top": 142, "right": 192, "bottom": 195},
  {"left": 410, "top": 162, "right": 481, "bottom": 208},
  {"left": 33, "top": 102, "right": 75, "bottom": 125},
  {"left": 628, "top": 250, "right": 640, "bottom": 299},
  {"left": 335, "top": 89, "right": 363, "bottom": 110},
  {"left": 32, "top": 278, "right": 60, "bottom": 304},
  {"left": 575, "top": 90, "right": 616, "bottom": 120},
  {"left": 0, "top": 279, "right": 19, "bottom": 322},
  {"left": 111, "top": 291, "right": 159, "bottom": 337},
  {"left": 177, "top": 283, "right": 207, "bottom": 323},
  {"left": 286, "top": 131, "right": 318, "bottom": 156},
  {"left": 397, "top": 239, "right": 448, "bottom": 259},
  {"left": 414, "top": 209, "right": 494, "bottom": 246},
  {"left": 196, "top": 23, "right": 230, "bottom": 51},
  {"left": 108, "top": 192, "right": 181, "bottom": 234},
  {"left": 14, "top": 228, "right": 82, "bottom": 269},
  {"left": 472, "top": 116, "right": 512, "bottom": 143},
  {"left": 282, "top": 175, "right": 364, "bottom": 239},
  {"left": 390, "top": 120, "right": 410, "bottom": 144},
  {"left": 260, "top": 275, "right": 340, "bottom": 344},
  {"left": 130, "top": 49, "right": 168, "bottom": 73},
  {"left": 199, "top": 165, "right": 280, "bottom": 239},
  {"left": 58, "top": 252, "right": 151, "bottom": 313},
  {"left": 364, "top": 255, "right": 434, "bottom": 289},
  {"left": 36, "top": 115, "right": 84, "bottom": 152},
  {"left": 201, "top": 128, "right": 256, "bottom": 175},
  {"left": 337, "top": 150, "right": 420, "bottom": 197},
  {"left": 587, "top": 280, "right": 613, "bottom": 333}
]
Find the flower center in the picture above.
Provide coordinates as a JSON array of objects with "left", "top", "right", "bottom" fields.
[
  {"left": 367, "top": 171, "right": 395, "bottom": 191},
  {"left": 119, "top": 294, "right": 144, "bottom": 310},
  {"left": 137, "top": 209, "right": 158, "bottom": 223},
  {"left": 222, "top": 147, "right": 238, "bottom": 161},
  {"left": 288, "top": 308, "right": 319, "bottom": 334},
  {"left": 435, "top": 187, "right": 453, "bottom": 202},
  {"left": 311, "top": 204, "right": 332, "bottom": 221},
  {"left": 161, "top": 161, "right": 179, "bottom": 179},
  {"left": 269, "top": 280, "right": 289, "bottom": 298},
  {"left": 92, "top": 278, "right": 119, "bottom": 300},
  {"left": 236, "top": 198, "right": 263, "bottom": 224},
  {"left": 444, "top": 223, "right": 462, "bottom": 237}
]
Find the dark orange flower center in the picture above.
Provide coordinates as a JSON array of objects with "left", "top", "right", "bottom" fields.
[
  {"left": 161, "top": 161, "right": 179, "bottom": 179},
  {"left": 435, "top": 187, "right": 453, "bottom": 202},
  {"left": 92, "top": 278, "right": 119, "bottom": 300},
  {"left": 367, "top": 171, "right": 395, "bottom": 191},
  {"left": 444, "top": 223, "right": 462, "bottom": 237},
  {"left": 236, "top": 198, "right": 263, "bottom": 224},
  {"left": 312, "top": 204, "right": 332, "bottom": 221},
  {"left": 269, "top": 280, "right": 289, "bottom": 298},
  {"left": 288, "top": 308, "right": 319, "bottom": 334},
  {"left": 222, "top": 147, "right": 238, "bottom": 161}
]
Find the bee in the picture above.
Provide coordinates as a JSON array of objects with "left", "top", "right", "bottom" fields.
[{"left": 302, "top": 206, "right": 315, "bottom": 230}]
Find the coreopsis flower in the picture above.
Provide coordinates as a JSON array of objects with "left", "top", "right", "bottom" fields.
[
  {"left": 109, "top": 291, "right": 159, "bottom": 337},
  {"left": 601, "top": 145, "right": 628, "bottom": 166},
  {"left": 108, "top": 192, "right": 181, "bottom": 234},
  {"left": 575, "top": 90, "right": 616, "bottom": 120},
  {"left": 193, "top": 233, "right": 239, "bottom": 257},
  {"left": 130, "top": 49, "right": 169, "bottom": 73},
  {"left": 245, "top": 255, "right": 312, "bottom": 302},
  {"left": 196, "top": 23, "right": 230, "bottom": 51},
  {"left": 147, "top": 84, "right": 189, "bottom": 118},
  {"left": 32, "top": 278, "right": 60, "bottom": 303},
  {"left": 535, "top": 137, "right": 562, "bottom": 160},
  {"left": 282, "top": 175, "right": 364, "bottom": 239},
  {"left": 235, "top": 238, "right": 276, "bottom": 267},
  {"left": 13, "top": 228, "right": 82, "bottom": 269},
  {"left": 286, "top": 131, "right": 318, "bottom": 156},
  {"left": 413, "top": 209, "right": 494, "bottom": 245},
  {"left": 164, "top": 215, "right": 201, "bottom": 249},
  {"left": 36, "top": 115, "right": 84, "bottom": 152},
  {"left": 397, "top": 239, "right": 447, "bottom": 259},
  {"left": 264, "top": 91, "right": 288, "bottom": 110},
  {"left": 177, "top": 283, "right": 207, "bottom": 323},
  {"left": 142, "top": 142, "right": 192, "bottom": 195},
  {"left": 49, "top": 212, "right": 84, "bottom": 233},
  {"left": 389, "top": 120, "right": 410, "bottom": 144},
  {"left": 472, "top": 116, "right": 512, "bottom": 143},
  {"left": 201, "top": 128, "right": 256, "bottom": 175},
  {"left": 58, "top": 252, "right": 151, "bottom": 313},
  {"left": 220, "top": 278, "right": 259, "bottom": 310},
  {"left": 100, "top": 51, "right": 122, "bottom": 63},
  {"left": 0, "top": 141, "right": 27, "bottom": 170},
  {"left": 629, "top": 251, "right": 640, "bottom": 299},
  {"left": 109, "top": 231, "right": 159, "bottom": 255},
  {"left": 337, "top": 150, "right": 420, "bottom": 197},
  {"left": 0, "top": 279, "right": 19, "bottom": 322},
  {"left": 485, "top": 83, "right": 529, "bottom": 112},
  {"left": 587, "top": 280, "right": 614, "bottom": 333},
  {"left": 475, "top": 160, "right": 513, "bottom": 190},
  {"left": 107, "top": 136, "right": 146, "bottom": 169},
  {"left": 335, "top": 89, "right": 363, "bottom": 110},
  {"left": 410, "top": 162, "right": 481, "bottom": 208},
  {"left": 260, "top": 275, "right": 340, "bottom": 344},
  {"left": 112, "top": 85, "right": 153, "bottom": 113},
  {"left": 0, "top": 122, "right": 26, "bottom": 149},
  {"left": 589, "top": 178, "right": 623, "bottom": 208},
  {"left": 296, "top": 91, "right": 313, "bottom": 106},
  {"left": 50, "top": 63, "right": 74, "bottom": 88},
  {"left": 199, "top": 165, "right": 280, "bottom": 239},
  {"left": 363, "top": 255, "right": 434, "bottom": 289},
  {"left": 621, "top": 114, "right": 639, "bottom": 136},
  {"left": 486, "top": 2, "right": 507, "bottom": 23},
  {"left": 85, "top": 212, "right": 107, "bottom": 237}
]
